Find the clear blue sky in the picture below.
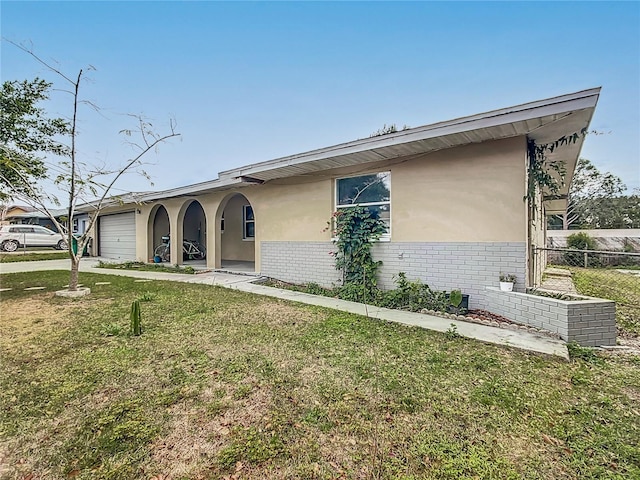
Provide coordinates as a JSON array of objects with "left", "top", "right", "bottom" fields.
[{"left": 2, "top": 1, "right": 639, "bottom": 196}]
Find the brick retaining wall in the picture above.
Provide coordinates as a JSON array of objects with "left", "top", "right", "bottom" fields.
[{"left": 485, "top": 287, "right": 616, "bottom": 346}]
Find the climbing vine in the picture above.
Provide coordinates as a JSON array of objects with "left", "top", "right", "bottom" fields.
[
  {"left": 331, "top": 206, "right": 387, "bottom": 301},
  {"left": 526, "top": 128, "right": 587, "bottom": 206}
]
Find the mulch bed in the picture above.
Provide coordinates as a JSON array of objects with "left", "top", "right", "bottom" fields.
[{"left": 467, "top": 309, "right": 515, "bottom": 325}]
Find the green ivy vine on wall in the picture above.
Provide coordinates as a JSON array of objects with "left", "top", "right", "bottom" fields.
[
  {"left": 329, "top": 205, "right": 387, "bottom": 301},
  {"left": 526, "top": 127, "right": 588, "bottom": 206}
]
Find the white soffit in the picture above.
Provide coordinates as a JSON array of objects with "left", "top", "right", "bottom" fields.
[{"left": 144, "top": 87, "right": 600, "bottom": 200}]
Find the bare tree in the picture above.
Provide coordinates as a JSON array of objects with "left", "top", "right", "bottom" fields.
[{"left": 1, "top": 41, "right": 180, "bottom": 292}]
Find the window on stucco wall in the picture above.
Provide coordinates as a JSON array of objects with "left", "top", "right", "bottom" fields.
[
  {"left": 243, "top": 205, "right": 254, "bottom": 240},
  {"left": 335, "top": 172, "right": 391, "bottom": 237}
]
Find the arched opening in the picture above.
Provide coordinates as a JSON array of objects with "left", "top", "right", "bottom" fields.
[
  {"left": 181, "top": 200, "right": 207, "bottom": 266},
  {"left": 215, "top": 193, "right": 255, "bottom": 272},
  {"left": 148, "top": 204, "right": 170, "bottom": 262}
]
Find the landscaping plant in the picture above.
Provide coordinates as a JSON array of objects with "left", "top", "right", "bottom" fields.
[
  {"left": 565, "top": 232, "right": 598, "bottom": 267},
  {"left": 130, "top": 299, "right": 142, "bottom": 336},
  {"left": 331, "top": 206, "right": 387, "bottom": 302}
]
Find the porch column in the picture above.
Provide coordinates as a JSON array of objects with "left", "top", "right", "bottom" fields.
[
  {"left": 168, "top": 209, "right": 182, "bottom": 266},
  {"left": 204, "top": 199, "right": 220, "bottom": 269}
]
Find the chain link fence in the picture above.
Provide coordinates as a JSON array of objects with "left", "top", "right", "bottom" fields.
[{"left": 533, "top": 246, "right": 640, "bottom": 337}]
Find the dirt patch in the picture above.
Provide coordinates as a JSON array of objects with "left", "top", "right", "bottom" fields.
[
  {"left": 1, "top": 296, "right": 77, "bottom": 350},
  {"left": 150, "top": 381, "right": 272, "bottom": 478},
  {"left": 221, "top": 301, "right": 316, "bottom": 327},
  {"left": 0, "top": 296, "right": 111, "bottom": 349},
  {"left": 0, "top": 444, "right": 10, "bottom": 479}
]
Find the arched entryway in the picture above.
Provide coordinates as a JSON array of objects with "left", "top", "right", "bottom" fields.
[
  {"left": 214, "top": 193, "right": 256, "bottom": 272},
  {"left": 148, "top": 204, "right": 170, "bottom": 261},
  {"left": 181, "top": 200, "right": 207, "bottom": 266}
]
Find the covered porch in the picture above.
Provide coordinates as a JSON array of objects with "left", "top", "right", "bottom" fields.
[{"left": 146, "top": 192, "right": 258, "bottom": 274}]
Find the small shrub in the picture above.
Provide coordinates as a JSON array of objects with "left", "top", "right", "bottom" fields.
[
  {"left": 380, "top": 273, "right": 449, "bottom": 313},
  {"left": 567, "top": 341, "right": 604, "bottom": 365},
  {"left": 99, "top": 322, "right": 125, "bottom": 337},
  {"left": 445, "top": 323, "right": 461, "bottom": 339},
  {"left": 567, "top": 232, "right": 597, "bottom": 250},
  {"left": 337, "top": 278, "right": 383, "bottom": 304},
  {"left": 565, "top": 232, "right": 599, "bottom": 267},
  {"left": 138, "top": 291, "right": 155, "bottom": 302},
  {"left": 304, "top": 282, "right": 335, "bottom": 297},
  {"left": 528, "top": 289, "right": 582, "bottom": 301}
]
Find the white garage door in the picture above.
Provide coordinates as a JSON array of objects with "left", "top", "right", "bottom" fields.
[{"left": 99, "top": 212, "right": 137, "bottom": 260}]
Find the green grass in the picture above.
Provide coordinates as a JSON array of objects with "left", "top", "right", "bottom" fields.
[
  {"left": 1, "top": 270, "right": 639, "bottom": 479},
  {"left": 0, "top": 251, "right": 68, "bottom": 262},
  {"left": 571, "top": 267, "right": 640, "bottom": 337},
  {"left": 96, "top": 260, "right": 196, "bottom": 274}
]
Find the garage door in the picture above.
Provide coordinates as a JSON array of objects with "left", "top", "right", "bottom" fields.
[{"left": 99, "top": 212, "right": 136, "bottom": 260}]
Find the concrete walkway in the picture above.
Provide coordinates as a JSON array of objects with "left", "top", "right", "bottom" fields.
[
  {"left": 540, "top": 267, "right": 577, "bottom": 294},
  {"left": 1, "top": 258, "right": 569, "bottom": 359}
]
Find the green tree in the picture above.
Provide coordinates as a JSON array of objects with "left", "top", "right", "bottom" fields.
[
  {"left": 619, "top": 190, "right": 640, "bottom": 228},
  {"left": 0, "top": 78, "right": 70, "bottom": 200},
  {"left": 551, "top": 158, "right": 636, "bottom": 229}
]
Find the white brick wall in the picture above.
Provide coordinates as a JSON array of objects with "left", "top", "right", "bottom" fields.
[
  {"left": 261, "top": 241, "right": 527, "bottom": 309},
  {"left": 261, "top": 242, "right": 342, "bottom": 286},
  {"left": 372, "top": 242, "right": 526, "bottom": 309}
]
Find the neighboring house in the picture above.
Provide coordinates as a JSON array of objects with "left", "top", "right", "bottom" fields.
[
  {"left": 4, "top": 207, "right": 91, "bottom": 235},
  {"left": 1, "top": 205, "right": 37, "bottom": 225},
  {"left": 4, "top": 208, "right": 68, "bottom": 232},
  {"left": 71, "top": 213, "right": 91, "bottom": 235},
  {"left": 89, "top": 88, "right": 600, "bottom": 310}
]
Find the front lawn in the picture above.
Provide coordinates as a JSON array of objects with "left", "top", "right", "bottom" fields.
[
  {"left": 0, "top": 251, "right": 68, "bottom": 263},
  {"left": 571, "top": 267, "right": 640, "bottom": 337},
  {"left": 1, "top": 271, "right": 638, "bottom": 479}
]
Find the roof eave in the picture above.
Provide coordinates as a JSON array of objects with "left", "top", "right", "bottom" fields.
[{"left": 81, "top": 87, "right": 601, "bottom": 206}]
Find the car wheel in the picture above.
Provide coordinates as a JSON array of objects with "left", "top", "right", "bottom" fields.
[
  {"left": 2, "top": 240, "right": 19, "bottom": 252},
  {"left": 57, "top": 240, "right": 68, "bottom": 250}
]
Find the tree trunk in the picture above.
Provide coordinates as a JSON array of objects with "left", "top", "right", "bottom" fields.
[{"left": 69, "top": 254, "right": 80, "bottom": 291}]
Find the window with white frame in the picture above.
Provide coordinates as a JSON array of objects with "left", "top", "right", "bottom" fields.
[
  {"left": 335, "top": 172, "right": 391, "bottom": 236},
  {"left": 243, "top": 205, "right": 255, "bottom": 239}
]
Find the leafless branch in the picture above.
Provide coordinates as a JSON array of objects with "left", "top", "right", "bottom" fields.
[{"left": 4, "top": 38, "right": 77, "bottom": 86}]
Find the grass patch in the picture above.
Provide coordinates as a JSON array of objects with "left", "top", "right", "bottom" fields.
[
  {"left": 0, "top": 251, "right": 68, "bottom": 262},
  {"left": 1, "top": 270, "right": 639, "bottom": 479},
  {"left": 96, "top": 260, "right": 196, "bottom": 274},
  {"left": 570, "top": 267, "right": 640, "bottom": 337}
]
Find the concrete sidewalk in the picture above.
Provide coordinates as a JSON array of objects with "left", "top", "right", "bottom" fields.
[
  {"left": 1, "top": 258, "right": 569, "bottom": 359},
  {"left": 0, "top": 258, "right": 255, "bottom": 287}
]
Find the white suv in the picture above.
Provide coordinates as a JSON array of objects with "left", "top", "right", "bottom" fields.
[{"left": 0, "top": 225, "right": 68, "bottom": 252}]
